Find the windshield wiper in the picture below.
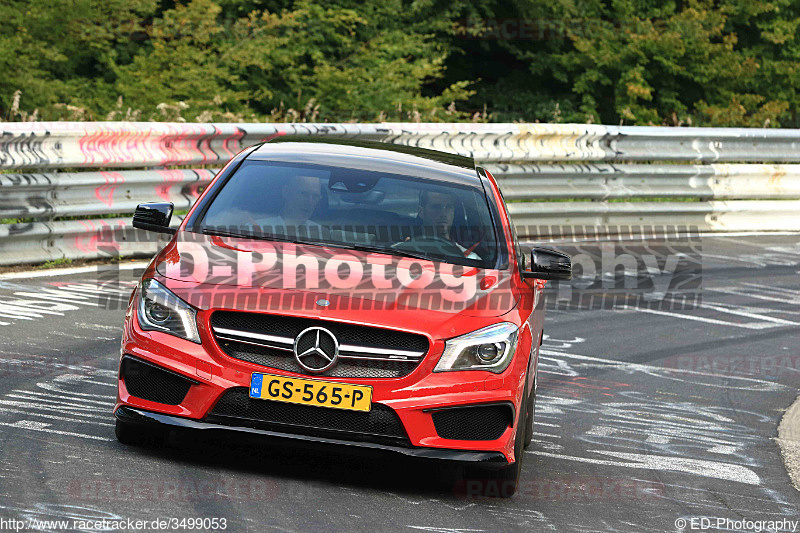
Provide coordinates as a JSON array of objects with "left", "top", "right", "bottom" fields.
[
  {"left": 201, "top": 228, "right": 307, "bottom": 244},
  {"left": 202, "top": 228, "right": 258, "bottom": 239},
  {"left": 341, "top": 243, "right": 439, "bottom": 263}
]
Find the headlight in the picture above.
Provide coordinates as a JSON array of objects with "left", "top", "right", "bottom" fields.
[
  {"left": 137, "top": 279, "right": 201, "bottom": 343},
  {"left": 434, "top": 323, "right": 518, "bottom": 374}
]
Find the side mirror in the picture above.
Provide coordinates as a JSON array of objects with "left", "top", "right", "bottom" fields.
[
  {"left": 132, "top": 202, "right": 176, "bottom": 235},
  {"left": 522, "top": 247, "right": 572, "bottom": 281}
]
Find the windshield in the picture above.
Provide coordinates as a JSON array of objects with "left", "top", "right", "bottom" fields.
[{"left": 198, "top": 161, "right": 501, "bottom": 268}]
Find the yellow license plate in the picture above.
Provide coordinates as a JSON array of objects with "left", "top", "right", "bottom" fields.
[{"left": 249, "top": 373, "right": 372, "bottom": 412}]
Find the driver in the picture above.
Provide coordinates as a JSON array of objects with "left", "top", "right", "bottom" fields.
[
  {"left": 258, "top": 175, "right": 326, "bottom": 238},
  {"left": 417, "top": 190, "right": 480, "bottom": 260}
]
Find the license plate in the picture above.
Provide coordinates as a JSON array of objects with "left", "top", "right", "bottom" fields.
[{"left": 249, "top": 373, "right": 372, "bottom": 412}]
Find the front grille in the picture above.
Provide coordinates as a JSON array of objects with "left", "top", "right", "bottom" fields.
[
  {"left": 211, "top": 311, "right": 428, "bottom": 378},
  {"left": 431, "top": 404, "right": 513, "bottom": 441},
  {"left": 206, "top": 387, "right": 409, "bottom": 446},
  {"left": 121, "top": 357, "right": 193, "bottom": 405},
  {"left": 219, "top": 343, "right": 419, "bottom": 379}
]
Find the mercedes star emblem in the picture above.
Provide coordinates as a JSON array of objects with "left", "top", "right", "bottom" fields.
[{"left": 293, "top": 327, "right": 339, "bottom": 373}]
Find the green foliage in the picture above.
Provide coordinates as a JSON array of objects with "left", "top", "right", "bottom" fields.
[
  {"left": 37, "top": 257, "right": 72, "bottom": 269},
  {"left": 2, "top": 0, "right": 799, "bottom": 126}
]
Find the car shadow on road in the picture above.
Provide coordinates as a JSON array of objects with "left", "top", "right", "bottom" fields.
[{"left": 113, "top": 426, "right": 502, "bottom": 501}]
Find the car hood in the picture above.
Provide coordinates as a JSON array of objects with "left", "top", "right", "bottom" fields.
[{"left": 155, "top": 232, "right": 519, "bottom": 319}]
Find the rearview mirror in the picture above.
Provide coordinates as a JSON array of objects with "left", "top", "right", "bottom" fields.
[
  {"left": 522, "top": 247, "right": 572, "bottom": 281},
  {"left": 132, "top": 202, "right": 176, "bottom": 235}
]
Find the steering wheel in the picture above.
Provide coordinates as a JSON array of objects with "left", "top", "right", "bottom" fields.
[{"left": 391, "top": 235, "right": 465, "bottom": 258}]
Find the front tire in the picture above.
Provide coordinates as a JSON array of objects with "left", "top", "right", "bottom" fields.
[
  {"left": 468, "top": 382, "right": 527, "bottom": 498},
  {"left": 523, "top": 373, "right": 536, "bottom": 449}
]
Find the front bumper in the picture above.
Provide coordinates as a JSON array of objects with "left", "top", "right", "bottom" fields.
[
  {"left": 118, "top": 305, "right": 531, "bottom": 464},
  {"left": 115, "top": 405, "right": 508, "bottom": 466}
]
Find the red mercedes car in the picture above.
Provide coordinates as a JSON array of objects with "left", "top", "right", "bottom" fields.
[{"left": 115, "top": 139, "right": 571, "bottom": 497}]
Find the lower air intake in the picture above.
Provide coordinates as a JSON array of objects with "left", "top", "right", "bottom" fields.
[
  {"left": 207, "top": 387, "right": 409, "bottom": 446},
  {"left": 431, "top": 404, "right": 513, "bottom": 441},
  {"left": 121, "top": 357, "right": 193, "bottom": 406}
]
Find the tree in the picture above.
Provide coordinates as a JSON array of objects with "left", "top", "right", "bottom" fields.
[{"left": 2, "top": 0, "right": 800, "bottom": 126}]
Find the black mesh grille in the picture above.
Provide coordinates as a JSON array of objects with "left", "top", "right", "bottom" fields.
[
  {"left": 432, "top": 404, "right": 513, "bottom": 441},
  {"left": 211, "top": 311, "right": 428, "bottom": 378},
  {"left": 121, "top": 357, "right": 193, "bottom": 406},
  {"left": 207, "top": 387, "right": 409, "bottom": 446}
]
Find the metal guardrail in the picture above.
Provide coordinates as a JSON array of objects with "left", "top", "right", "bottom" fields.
[
  {"left": 0, "top": 217, "right": 166, "bottom": 267},
  {"left": 507, "top": 200, "right": 800, "bottom": 235},
  {"left": 7, "top": 122, "right": 800, "bottom": 169},
  {"left": 0, "top": 169, "right": 215, "bottom": 219},
  {"left": 486, "top": 163, "right": 800, "bottom": 200},
  {"left": 1, "top": 122, "right": 800, "bottom": 265}
]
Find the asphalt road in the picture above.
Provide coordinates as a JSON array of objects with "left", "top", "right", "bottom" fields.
[{"left": 0, "top": 234, "right": 798, "bottom": 532}]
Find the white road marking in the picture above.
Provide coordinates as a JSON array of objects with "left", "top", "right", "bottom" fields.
[
  {"left": 527, "top": 450, "right": 760, "bottom": 485},
  {"left": 707, "top": 283, "right": 800, "bottom": 306},
  {"left": 539, "top": 350, "right": 787, "bottom": 391},
  {"left": 7, "top": 394, "right": 111, "bottom": 409},
  {"left": 12, "top": 291, "right": 101, "bottom": 307},
  {"left": 0, "top": 313, "right": 33, "bottom": 321},
  {"left": 36, "top": 380, "right": 117, "bottom": 398},
  {"left": 702, "top": 253, "right": 770, "bottom": 267},
  {"left": 19, "top": 390, "right": 112, "bottom": 406},
  {"left": 0, "top": 303, "right": 57, "bottom": 317},
  {"left": 696, "top": 302, "right": 800, "bottom": 326},
  {"left": 75, "top": 322, "right": 123, "bottom": 332},
  {"left": 406, "top": 526, "right": 486, "bottom": 533},
  {"left": 8, "top": 420, "right": 51, "bottom": 430},
  {"left": 0, "top": 406, "right": 113, "bottom": 426},
  {"left": 633, "top": 308, "right": 775, "bottom": 329},
  {"left": 0, "top": 281, "right": 135, "bottom": 327},
  {"left": 0, "top": 420, "right": 110, "bottom": 441},
  {"left": 0, "top": 400, "right": 110, "bottom": 420}
]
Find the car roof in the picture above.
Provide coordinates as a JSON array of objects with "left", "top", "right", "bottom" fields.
[{"left": 247, "top": 138, "right": 481, "bottom": 186}]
